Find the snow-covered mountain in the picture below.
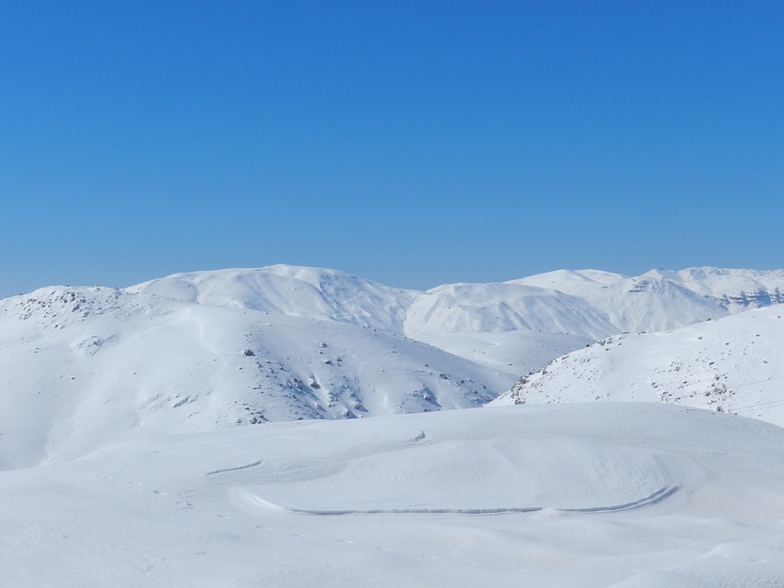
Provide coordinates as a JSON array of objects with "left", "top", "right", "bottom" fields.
[
  {"left": 493, "top": 304, "right": 784, "bottom": 426},
  {"left": 517, "top": 267, "right": 784, "bottom": 310},
  {"left": 3, "top": 262, "right": 784, "bottom": 462},
  {"left": 129, "top": 265, "right": 417, "bottom": 333},
  {"left": 125, "top": 265, "right": 784, "bottom": 374},
  {"left": 132, "top": 265, "right": 784, "bottom": 341},
  {"left": 0, "top": 285, "right": 510, "bottom": 469},
  {"left": 4, "top": 265, "right": 784, "bottom": 585},
  {"left": 516, "top": 267, "right": 784, "bottom": 333},
  {"left": 403, "top": 282, "right": 615, "bottom": 339}
]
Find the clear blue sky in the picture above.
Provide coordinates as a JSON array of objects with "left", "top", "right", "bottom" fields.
[{"left": 1, "top": 1, "right": 783, "bottom": 296}]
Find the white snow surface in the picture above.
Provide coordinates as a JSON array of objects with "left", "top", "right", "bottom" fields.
[
  {"left": 129, "top": 265, "right": 417, "bottom": 333},
  {"left": 0, "top": 286, "right": 509, "bottom": 470},
  {"left": 121, "top": 264, "right": 784, "bottom": 386},
  {"left": 4, "top": 265, "right": 784, "bottom": 585},
  {"left": 515, "top": 266, "right": 784, "bottom": 333},
  {"left": 493, "top": 304, "right": 784, "bottom": 427},
  {"left": 3, "top": 263, "right": 784, "bottom": 451},
  {"left": 1, "top": 403, "right": 784, "bottom": 586},
  {"left": 132, "top": 265, "right": 784, "bottom": 341}
]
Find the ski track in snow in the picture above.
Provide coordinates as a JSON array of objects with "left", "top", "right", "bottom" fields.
[{"left": 242, "top": 485, "right": 680, "bottom": 516}]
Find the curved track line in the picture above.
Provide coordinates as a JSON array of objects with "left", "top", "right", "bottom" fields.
[
  {"left": 206, "top": 461, "right": 262, "bottom": 476},
  {"left": 242, "top": 485, "right": 679, "bottom": 516}
]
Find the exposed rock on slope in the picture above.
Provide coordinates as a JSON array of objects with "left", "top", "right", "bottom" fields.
[{"left": 492, "top": 305, "right": 784, "bottom": 427}]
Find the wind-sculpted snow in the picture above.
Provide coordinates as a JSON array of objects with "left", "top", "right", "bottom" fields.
[
  {"left": 494, "top": 305, "right": 784, "bottom": 427},
  {"left": 0, "top": 286, "right": 508, "bottom": 470},
  {"left": 5, "top": 266, "right": 784, "bottom": 585},
  {"left": 2, "top": 404, "right": 784, "bottom": 586}
]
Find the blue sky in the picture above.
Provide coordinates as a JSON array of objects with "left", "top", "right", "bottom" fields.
[{"left": 1, "top": 1, "right": 783, "bottom": 296}]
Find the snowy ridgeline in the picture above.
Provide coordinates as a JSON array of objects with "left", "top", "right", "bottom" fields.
[
  {"left": 131, "top": 264, "right": 784, "bottom": 338},
  {"left": 2, "top": 263, "right": 784, "bottom": 467}
]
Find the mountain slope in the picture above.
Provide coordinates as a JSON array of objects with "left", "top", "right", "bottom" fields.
[
  {"left": 403, "top": 282, "right": 616, "bottom": 340},
  {"left": 492, "top": 305, "right": 784, "bottom": 426},
  {"left": 4, "top": 262, "right": 784, "bottom": 469},
  {"left": 0, "top": 286, "right": 508, "bottom": 470}
]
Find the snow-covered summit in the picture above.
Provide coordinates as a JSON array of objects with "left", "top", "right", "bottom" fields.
[
  {"left": 128, "top": 265, "right": 417, "bottom": 333},
  {"left": 511, "top": 268, "right": 629, "bottom": 296}
]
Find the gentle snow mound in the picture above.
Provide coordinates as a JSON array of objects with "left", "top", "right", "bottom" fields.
[{"left": 3, "top": 403, "right": 784, "bottom": 586}]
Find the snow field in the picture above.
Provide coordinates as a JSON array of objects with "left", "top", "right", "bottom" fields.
[{"left": 1, "top": 404, "right": 783, "bottom": 586}]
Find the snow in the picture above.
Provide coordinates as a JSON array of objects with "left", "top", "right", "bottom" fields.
[
  {"left": 512, "top": 268, "right": 630, "bottom": 296},
  {"left": 131, "top": 265, "right": 784, "bottom": 344},
  {"left": 126, "top": 264, "right": 784, "bottom": 378},
  {"left": 493, "top": 304, "right": 784, "bottom": 426},
  {"left": 0, "top": 285, "right": 510, "bottom": 469},
  {"left": 4, "top": 264, "right": 784, "bottom": 585},
  {"left": 129, "top": 265, "right": 417, "bottom": 333},
  {"left": 514, "top": 266, "right": 784, "bottom": 332},
  {"left": 416, "top": 330, "right": 592, "bottom": 377},
  {"left": 1, "top": 403, "right": 784, "bottom": 586},
  {"left": 404, "top": 282, "right": 616, "bottom": 340}
]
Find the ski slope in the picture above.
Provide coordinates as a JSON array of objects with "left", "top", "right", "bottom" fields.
[
  {"left": 494, "top": 304, "right": 784, "bottom": 426},
  {"left": 1, "top": 403, "right": 783, "bottom": 587}
]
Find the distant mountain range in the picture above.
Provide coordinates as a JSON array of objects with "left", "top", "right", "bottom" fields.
[{"left": 2, "top": 264, "right": 784, "bottom": 468}]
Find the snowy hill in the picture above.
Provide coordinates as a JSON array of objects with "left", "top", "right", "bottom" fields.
[
  {"left": 516, "top": 266, "right": 784, "bottom": 333},
  {"left": 517, "top": 266, "right": 784, "bottom": 310},
  {"left": 0, "top": 286, "right": 508, "bottom": 469},
  {"left": 403, "top": 282, "right": 615, "bottom": 339},
  {"left": 129, "top": 265, "right": 417, "bottom": 333},
  {"left": 493, "top": 304, "right": 784, "bottom": 426},
  {"left": 4, "top": 266, "right": 784, "bottom": 585}
]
